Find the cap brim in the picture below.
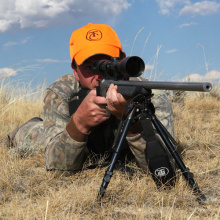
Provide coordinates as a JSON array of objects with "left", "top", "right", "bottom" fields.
[{"left": 74, "top": 44, "right": 120, "bottom": 65}]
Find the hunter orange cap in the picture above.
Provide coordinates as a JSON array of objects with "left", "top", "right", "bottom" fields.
[{"left": 70, "top": 23, "right": 123, "bottom": 65}]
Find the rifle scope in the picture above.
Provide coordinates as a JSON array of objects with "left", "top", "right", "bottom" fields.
[{"left": 91, "top": 56, "right": 145, "bottom": 80}]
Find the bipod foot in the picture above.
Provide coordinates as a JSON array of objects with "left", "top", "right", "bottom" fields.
[
  {"left": 184, "top": 168, "right": 206, "bottom": 204},
  {"left": 191, "top": 182, "right": 206, "bottom": 205},
  {"left": 96, "top": 187, "right": 105, "bottom": 203}
]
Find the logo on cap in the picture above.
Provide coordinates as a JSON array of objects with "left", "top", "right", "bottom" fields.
[{"left": 86, "top": 29, "right": 102, "bottom": 41}]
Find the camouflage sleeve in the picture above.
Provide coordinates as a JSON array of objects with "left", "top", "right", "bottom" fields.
[
  {"left": 126, "top": 91, "right": 174, "bottom": 170},
  {"left": 43, "top": 89, "right": 89, "bottom": 171}
]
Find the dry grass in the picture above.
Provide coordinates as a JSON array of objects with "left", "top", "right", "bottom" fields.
[
  {"left": 0, "top": 81, "right": 219, "bottom": 219},
  {"left": 0, "top": 79, "right": 45, "bottom": 134}
]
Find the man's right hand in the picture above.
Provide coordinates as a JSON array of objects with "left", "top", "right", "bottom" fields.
[{"left": 66, "top": 90, "right": 110, "bottom": 141}]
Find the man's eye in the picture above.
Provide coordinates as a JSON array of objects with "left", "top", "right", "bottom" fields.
[{"left": 86, "top": 66, "right": 91, "bottom": 70}]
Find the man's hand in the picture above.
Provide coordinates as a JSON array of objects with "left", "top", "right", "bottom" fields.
[
  {"left": 106, "top": 84, "right": 143, "bottom": 136},
  {"left": 106, "top": 84, "right": 130, "bottom": 119},
  {"left": 72, "top": 89, "right": 110, "bottom": 134}
]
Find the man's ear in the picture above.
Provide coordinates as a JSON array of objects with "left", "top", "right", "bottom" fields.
[
  {"left": 71, "top": 60, "right": 79, "bottom": 81},
  {"left": 73, "top": 69, "right": 79, "bottom": 81}
]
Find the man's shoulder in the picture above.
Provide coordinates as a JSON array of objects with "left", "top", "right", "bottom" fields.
[
  {"left": 47, "top": 74, "right": 79, "bottom": 100},
  {"left": 48, "top": 74, "right": 77, "bottom": 89}
]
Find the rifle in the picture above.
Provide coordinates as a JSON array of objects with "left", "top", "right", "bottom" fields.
[{"left": 91, "top": 56, "right": 212, "bottom": 203}]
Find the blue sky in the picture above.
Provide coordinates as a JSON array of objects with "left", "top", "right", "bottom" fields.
[{"left": 0, "top": 0, "right": 220, "bottom": 87}]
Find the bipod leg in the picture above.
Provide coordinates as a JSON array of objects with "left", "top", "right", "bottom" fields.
[
  {"left": 97, "top": 106, "right": 137, "bottom": 201},
  {"left": 150, "top": 114, "right": 206, "bottom": 203}
]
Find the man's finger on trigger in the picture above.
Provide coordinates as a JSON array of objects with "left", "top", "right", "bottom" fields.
[{"left": 94, "top": 96, "right": 107, "bottom": 105}]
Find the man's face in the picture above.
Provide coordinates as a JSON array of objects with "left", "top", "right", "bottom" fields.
[{"left": 73, "top": 55, "right": 111, "bottom": 90}]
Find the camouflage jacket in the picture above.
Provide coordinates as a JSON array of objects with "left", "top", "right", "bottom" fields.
[{"left": 43, "top": 74, "right": 174, "bottom": 171}]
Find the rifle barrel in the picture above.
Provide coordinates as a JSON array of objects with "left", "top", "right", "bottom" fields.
[{"left": 101, "top": 80, "right": 212, "bottom": 92}]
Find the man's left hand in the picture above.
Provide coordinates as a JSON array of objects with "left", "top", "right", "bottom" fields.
[{"left": 106, "top": 83, "right": 130, "bottom": 119}]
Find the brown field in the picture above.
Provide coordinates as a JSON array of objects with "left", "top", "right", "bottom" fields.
[{"left": 0, "top": 80, "right": 219, "bottom": 219}]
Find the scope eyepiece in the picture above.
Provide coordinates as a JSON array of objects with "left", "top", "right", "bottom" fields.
[{"left": 91, "top": 56, "right": 145, "bottom": 80}]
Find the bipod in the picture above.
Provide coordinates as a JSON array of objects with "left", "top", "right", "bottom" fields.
[{"left": 97, "top": 91, "right": 206, "bottom": 204}]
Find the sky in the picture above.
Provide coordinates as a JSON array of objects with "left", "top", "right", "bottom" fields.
[{"left": 0, "top": 0, "right": 220, "bottom": 87}]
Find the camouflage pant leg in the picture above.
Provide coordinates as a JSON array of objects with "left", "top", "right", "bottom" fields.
[
  {"left": 151, "top": 91, "right": 179, "bottom": 170},
  {"left": 8, "top": 117, "right": 44, "bottom": 158},
  {"left": 151, "top": 90, "right": 174, "bottom": 137}
]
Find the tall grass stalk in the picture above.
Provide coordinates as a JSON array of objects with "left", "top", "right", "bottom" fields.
[{"left": 129, "top": 27, "right": 144, "bottom": 56}]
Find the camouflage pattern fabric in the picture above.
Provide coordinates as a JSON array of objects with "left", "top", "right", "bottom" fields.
[
  {"left": 8, "top": 118, "right": 44, "bottom": 158},
  {"left": 1, "top": 74, "right": 174, "bottom": 171},
  {"left": 151, "top": 90, "right": 174, "bottom": 137}
]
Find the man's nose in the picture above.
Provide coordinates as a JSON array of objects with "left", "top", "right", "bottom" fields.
[{"left": 95, "top": 74, "right": 104, "bottom": 80}]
